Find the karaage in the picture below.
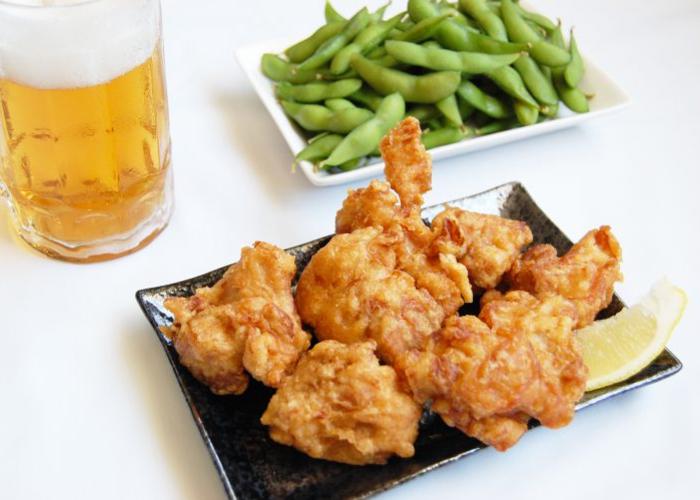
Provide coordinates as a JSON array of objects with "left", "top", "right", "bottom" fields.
[
  {"left": 261, "top": 340, "right": 421, "bottom": 465},
  {"left": 402, "top": 291, "right": 587, "bottom": 451},
  {"left": 295, "top": 227, "right": 444, "bottom": 364},
  {"left": 430, "top": 207, "right": 533, "bottom": 290},
  {"left": 165, "top": 242, "right": 310, "bottom": 395},
  {"left": 507, "top": 226, "right": 622, "bottom": 328}
]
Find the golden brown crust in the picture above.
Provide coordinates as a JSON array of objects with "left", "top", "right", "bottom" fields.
[
  {"left": 431, "top": 207, "right": 534, "bottom": 290},
  {"left": 164, "top": 242, "right": 310, "bottom": 394},
  {"left": 380, "top": 116, "right": 431, "bottom": 211},
  {"left": 507, "top": 226, "right": 622, "bottom": 328},
  {"left": 402, "top": 291, "right": 587, "bottom": 451},
  {"left": 295, "top": 228, "right": 444, "bottom": 364},
  {"left": 261, "top": 340, "right": 421, "bottom": 465}
]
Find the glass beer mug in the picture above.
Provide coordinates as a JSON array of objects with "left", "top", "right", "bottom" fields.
[{"left": 0, "top": 0, "right": 173, "bottom": 262}]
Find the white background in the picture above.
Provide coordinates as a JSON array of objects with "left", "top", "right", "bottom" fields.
[{"left": 1, "top": 0, "right": 698, "bottom": 498}]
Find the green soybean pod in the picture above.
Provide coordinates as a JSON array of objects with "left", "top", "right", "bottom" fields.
[
  {"left": 261, "top": 54, "right": 322, "bottom": 84},
  {"left": 554, "top": 79, "right": 589, "bottom": 113},
  {"left": 384, "top": 40, "right": 520, "bottom": 73},
  {"left": 486, "top": 65, "right": 538, "bottom": 107},
  {"left": 540, "top": 101, "right": 559, "bottom": 117},
  {"left": 456, "top": 80, "right": 510, "bottom": 118},
  {"left": 436, "top": 94, "right": 463, "bottom": 126},
  {"left": 513, "top": 100, "right": 539, "bottom": 125},
  {"left": 512, "top": 2, "right": 557, "bottom": 32},
  {"left": 324, "top": 92, "right": 406, "bottom": 167},
  {"left": 325, "top": 98, "right": 356, "bottom": 111},
  {"left": 476, "top": 118, "right": 518, "bottom": 135},
  {"left": 392, "top": 12, "right": 453, "bottom": 42},
  {"left": 325, "top": 0, "right": 346, "bottom": 23},
  {"left": 500, "top": 0, "right": 570, "bottom": 66},
  {"left": 564, "top": 29, "right": 584, "bottom": 88},
  {"left": 421, "top": 126, "right": 466, "bottom": 149},
  {"left": 407, "top": 104, "right": 440, "bottom": 123},
  {"left": 330, "top": 13, "right": 404, "bottom": 75},
  {"left": 336, "top": 157, "right": 364, "bottom": 172},
  {"left": 348, "top": 87, "right": 384, "bottom": 111},
  {"left": 407, "top": 0, "right": 527, "bottom": 54},
  {"left": 298, "top": 7, "right": 371, "bottom": 71},
  {"left": 276, "top": 79, "right": 363, "bottom": 103},
  {"left": 351, "top": 55, "right": 461, "bottom": 103},
  {"left": 459, "top": 0, "right": 508, "bottom": 41},
  {"left": 295, "top": 134, "right": 344, "bottom": 164},
  {"left": 459, "top": 98, "right": 476, "bottom": 119},
  {"left": 280, "top": 100, "right": 374, "bottom": 133},
  {"left": 512, "top": 54, "right": 558, "bottom": 106},
  {"left": 285, "top": 22, "right": 346, "bottom": 64}
]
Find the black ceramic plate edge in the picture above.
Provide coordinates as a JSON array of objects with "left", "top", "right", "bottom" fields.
[{"left": 136, "top": 181, "right": 682, "bottom": 500}]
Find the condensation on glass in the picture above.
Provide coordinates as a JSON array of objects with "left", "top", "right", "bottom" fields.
[{"left": 0, "top": 0, "right": 173, "bottom": 262}]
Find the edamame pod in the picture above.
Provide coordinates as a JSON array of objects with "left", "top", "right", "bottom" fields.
[
  {"left": 324, "top": 92, "right": 406, "bottom": 166},
  {"left": 408, "top": 0, "right": 527, "bottom": 54},
  {"left": 407, "top": 104, "right": 439, "bottom": 123},
  {"left": 331, "top": 13, "right": 404, "bottom": 75},
  {"left": 476, "top": 118, "right": 518, "bottom": 135},
  {"left": 281, "top": 100, "right": 374, "bottom": 133},
  {"left": 348, "top": 87, "right": 384, "bottom": 111},
  {"left": 554, "top": 79, "right": 589, "bottom": 113},
  {"left": 277, "top": 79, "right": 363, "bottom": 103},
  {"left": 436, "top": 94, "right": 463, "bottom": 126},
  {"left": 286, "top": 22, "right": 346, "bottom": 64},
  {"left": 512, "top": 2, "right": 556, "bottom": 32},
  {"left": 513, "top": 99, "right": 539, "bottom": 125},
  {"left": 295, "top": 134, "right": 344, "bottom": 164},
  {"left": 500, "top": 0, "right": 570, "bottom": 66},
  {"left": 512, "top": 54, "right": 558, "bottom": 106},
  {"left": 456, "top": 81, "right": 511, "bottom": 118},
  {"left": 299, "top": 8, "right": 372, "bottom": 70},
  {"left": 421, "top": 126, "right": 467, "bottom": 149},
  {"left": 564, "top": 29, "right": 584, "bottom": 88},
  {"left": 391, "top": 12, "right": 453, "bottom": 42},
  {"left": 459, "top": 0, "right": 508, "bottom": 41},
  {"left": 486, "top": 65, "right": 539, "bottom": 107},
  {"left": 324, "top": 1, "right": 346, "bottom": 23},
  {"left": 385, "top": 40, "right": 520, "bottom": 73},
  {"left": 351, "top": 55, "right": 461, "bottom": 103},
  {"left": 325, "top": 98, "right": 356, "bottom": 111},
  {"left": 261, "top": 54, "right": 323, "bottom": 84}
]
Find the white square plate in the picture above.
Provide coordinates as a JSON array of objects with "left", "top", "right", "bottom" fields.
[{"left": 236, "top": 7, "right": 630, "bottom": 187}]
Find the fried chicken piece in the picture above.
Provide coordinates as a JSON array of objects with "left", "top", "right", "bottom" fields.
[
  {"left": 402, "top": 291, "right": 587, "bottom": 451},
  {"left": 335, "top": 179, "right": 401, "bottom": 235},
  {"left": 295, "top": 227, "right": 444, "bottom": 364},
  {"left": 430, "top": 207, "right": 533, "bottom": 290},
  {"left": 381, "top": 116, "right": 432, "bottom": 211},
  {"left": 164, "top": 242, "right": 310, "bottom": 394},
  {"left": 261, "top": 340, "right": 421, "bottom": 465},
  {"left": 334, "top": 117, "right": 472, "bottom": 315},
  {"left": 507, "top": 226, "right": 622, "bottom": 328}
]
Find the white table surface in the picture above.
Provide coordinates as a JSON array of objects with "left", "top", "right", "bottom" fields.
[{"left": 1, "top": 0, "right": 698, "bottom": 498}]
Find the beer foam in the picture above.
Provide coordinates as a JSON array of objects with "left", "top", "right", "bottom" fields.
[{"left": 0, "top": 0, "right": 160, "bottom": 89}]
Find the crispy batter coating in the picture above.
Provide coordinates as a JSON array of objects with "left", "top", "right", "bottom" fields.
[
  {"left": 333, "top": 118, "right": 473, "bottom": 316},
  {"left": 261, "top": 340, "right": 421, "bottom": 465},
  {"left": 402, "top": 291, "right": 587, "bottom": 451},
  {"left": 165, "top": 242, "right": 310, "bottom": 395},
  {"left": 336, "top": 180, "right": 400, "bottom": 235},
  {"left": 431, "top": 207, "right": 533, "bottom": 290},
  {"left": 381, "top": 116, "right": 431, "bottom": 211},
  {"left": 295, "top": 227, "right": 444, "bottom": 364},
  {"left": 507, "top": 226, "right": 622, "bottom": 328}
]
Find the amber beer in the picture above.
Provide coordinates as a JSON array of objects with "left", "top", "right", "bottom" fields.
[{"left": 0, "top": 0, "right": 172, "bottom": 262}]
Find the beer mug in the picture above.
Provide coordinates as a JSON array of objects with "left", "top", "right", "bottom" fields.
[{"left": 0, "top": 0, "right": 173, "bottom": 262}]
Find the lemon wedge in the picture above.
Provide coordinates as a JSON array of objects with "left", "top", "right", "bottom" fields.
[{"left": 577, "top": 278, "right": 687, "bottom": 391}]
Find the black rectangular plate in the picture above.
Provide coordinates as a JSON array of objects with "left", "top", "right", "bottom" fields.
[{"left": 136, "top": 182, "right": 682, "bottom": 500}]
